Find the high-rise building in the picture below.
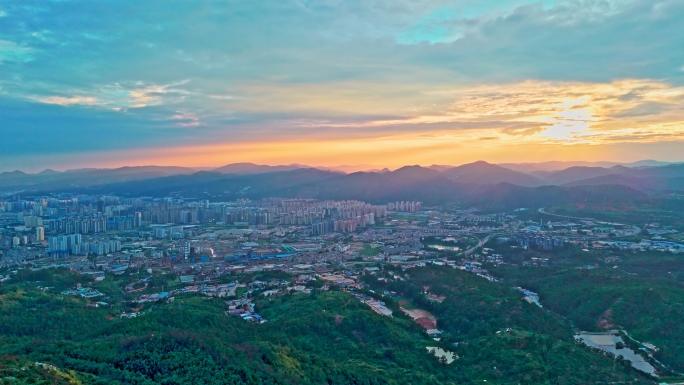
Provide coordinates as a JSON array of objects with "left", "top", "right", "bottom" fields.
[
  {"left": 311, "top": 218, "right": 334, "bottom": 236},
  {"left": 24, "top": 216, "right": 43, "bottom": 227},
  {"left": 36, "top": 226, "right": 44, "bottom": 241},
  {"left": 153, "top": 227, "right": 167, "bottom": 238}
]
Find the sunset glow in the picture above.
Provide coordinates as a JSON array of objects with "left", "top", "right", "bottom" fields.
[{"left": 1, "top": 1, "right": 683, "bottom": 171}]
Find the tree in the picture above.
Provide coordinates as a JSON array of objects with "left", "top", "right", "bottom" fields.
[{"left": 88, "top": 253, "right": 97, "bottom": 268}]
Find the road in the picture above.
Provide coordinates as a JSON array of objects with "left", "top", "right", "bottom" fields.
[
  {"left": 342, "top": 233, "right": 500, "bottom": 265},
  {"left": 463, "top": 233, "right": 499, "bottom": 257},
  {"left": 538, "top": 207, "right": 596, "bottom": 222},
  {"left": 538, "top": 207, "right": 641, "bottom": 237}
]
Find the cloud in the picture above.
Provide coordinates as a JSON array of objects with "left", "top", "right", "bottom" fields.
[
  {"left": 209, "top": 94, "right": 237, "bottom": 100},
  {"left": 0, "top": 40, "right": 31, "bottom": 62},
  {"left": 24, "top": 80, "right": 194, "bottom": 111},
  {"left": 0, "top": 96, "right": 183, "bottom": 158},
  {"left": 2, "top": 1, "right": 683, "bottom": 89},
  {"left": 35, "top": 96, "right": 100, "bottom": 106},
  {"left": 1, "top": 0, "right": 684, "bottom": 169},
  {"left": 171, "top": 110, "right": 200, "bottom": 127},
  {"left": 613, "top": 102, "right": 672, "bottom": 117}
]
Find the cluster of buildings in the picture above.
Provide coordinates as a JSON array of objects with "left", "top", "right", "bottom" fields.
[
  {"left": 387, "top": 201, "right": 422, "bottom": 213},
  {"left": 41, "top": 213, "right": 141, "bottom": 234},
  {"left": 0, "top": 194, "right": 414, "bottom": 267},
  {"left": 593, "top": 239, "right": 684, "bottom": 253},
  {"left": 176, "top": 282, "right": 239, "bottom": 297},
  {"left": 6, "top": 190, "right": 683, "bottom": 296},
  {"left": 1, "top": 196, "right": 395, "bottom": 244},
  {"left": 512, "top": 235, "right": 564, "bottom": 250},
  {"left": 47, "top": 234, "right": 122, "bottom": 258},
  {"left": 319, "top": 273, "right": 357, "bottom": 287},
  {"left": 136, "top": 292, "right": 171, "bottom": 302},
  {"left": 61, "top": 284, "right": 103, "bottom": 298},
  {"left": 525, "top": 257, "right": 550, "bottom": 267},
  {"left": 348, "top": 290, "right": 393, "bottom": 317},
  {"left": 226, "top": 299, "right": 266, "bottom": 323},
  {"left": 516, "top": 288, "right": 542, "bottom": 307}
]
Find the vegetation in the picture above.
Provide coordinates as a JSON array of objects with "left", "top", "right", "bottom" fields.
[
  {"left": 0, "top": 266, "right": 659, "bottom": 384},
  {"left": 547, "top": 199, "right": 684, "bottom": 230},
  {"left": 496, "top": 265, "right": 684, "bottom": 371},
  {"left": 362, "top": 266, "right": 654, "bottom": 384},
  {"left": 478, "top": 234, "right": 684, "bottom": 376},
  {"left": 359, "top": 243, "right": 381, "bottom": 257},
  {"left": 0, "top": 355, "right": 102, "bottom": 385}
]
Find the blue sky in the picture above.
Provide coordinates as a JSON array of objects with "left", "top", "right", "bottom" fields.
[{"left": 1, "top": 0, "right": 683, "bottom": 171}]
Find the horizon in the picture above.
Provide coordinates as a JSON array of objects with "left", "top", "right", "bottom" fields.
[
  {"left": 1, "top": 1, "right": 684, "bottom": 170},
  {"left": 3, "top": 158, "right": 680, "bottom": 174}
]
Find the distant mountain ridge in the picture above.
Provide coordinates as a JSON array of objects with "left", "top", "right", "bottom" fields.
[
  {"left": 1, "top": 160, "right": 683, "bottom": 195},
  {"left": 212, "top": 163, "right": 309, "bottom": 174},
  {"left": 534, "top": 166, "right": 618, "bottom": 185},
  {"left": 499, "top": 160, "right": 681, "bottom": 173},
  {"left": 439, "top": 161, "right": 546, "bottom": 187},
  {"left": 11, "top": 164, "right": 645, "bottom": 209},
  {"left": 0, "top": 166, "right": 198, "bottom": 190},
  {"left": 557, "top": 164, "right": 684, "bottom": 192}
]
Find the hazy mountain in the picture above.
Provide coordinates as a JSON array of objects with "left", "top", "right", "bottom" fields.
[
  {"left": 50, "top": 164, "right": 647, "bottom": 209},
  {"left": 562, "top": 174, "right": 663, "bottom": 191},
  {"left": 3, "top": 162, "right": 682, "bottom": 200},
  {"left": 463, "top": 183, "right": 647, "bottom": 208},
  {"left": 0, "top": 166, "right": 197, "bottom": 190},
  {"left": 539, "top": 166, "right": 619, "bottom": 185},
  {"left": 314, "top": 164, "right": 390, "bottom": 173},
  {"left": 37, "top": 169, "right": 61, "bottom": 176},
  {"left": 427, "top": 164, "right": 454, "bottom": 172},
  {"left": 213, "top": 163, "right": 308, "bottom": 174},
  {"left": 626, "top": 160, "right": 682, "bottom": 168},
  {"left": 563, "top": 164, "right": 684, "bottom": 192},
  {"left": 634, "top": 163, "right": 684, "bottom": 178},
  {"left": 66, "top": 165, "right": 196, "bottom": 177},
  {"left": 501, "top": 161, "right": 617, "bottom": 173},
  {"left": 0, "top": 170, "right": 31, "bottom": 181},
  {"left": 440, "top": 161, "right": 547, "bottom": 187},
  {"left": 500, "top": 160, "right": 680, "bottom": 173}
]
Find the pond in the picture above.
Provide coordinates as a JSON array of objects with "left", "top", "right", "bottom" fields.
[
  {"left": 426, "top": 347, "right": 457, "bottom": 364},
  {"left": 574, "top": 332, "right": 656, "bottom": 375}
]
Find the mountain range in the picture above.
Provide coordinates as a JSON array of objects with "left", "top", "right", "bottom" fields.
[{"left": 1, "top": 160, "right": 682, "bottom": 206}]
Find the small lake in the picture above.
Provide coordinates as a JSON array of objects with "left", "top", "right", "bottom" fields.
[
  {"left": 426, "top": 347, "right": 457, "bottom": 364},
  {"left": 574, "top": 333, "right": 656, "bottom": 375}
]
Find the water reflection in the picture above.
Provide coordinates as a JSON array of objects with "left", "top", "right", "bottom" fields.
[{"left": 574, "top": 332, "right": 656, "bottom": 375}]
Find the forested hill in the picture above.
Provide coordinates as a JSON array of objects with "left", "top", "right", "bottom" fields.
[{"left": 0, "top": 267, "right": 655, "bottom": 384}]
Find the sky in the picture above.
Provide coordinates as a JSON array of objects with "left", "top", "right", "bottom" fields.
[{"left": 1, "top": 0, "right": 684, "bottom": 172}]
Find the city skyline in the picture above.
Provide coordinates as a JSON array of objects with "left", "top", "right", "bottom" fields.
[{"left": 2, "top": 0, "right": 684, "bottom": 170}]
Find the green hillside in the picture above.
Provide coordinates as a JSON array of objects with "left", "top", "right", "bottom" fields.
[{"left": 0, "top": 267, "right": 655, "bottom": 384}]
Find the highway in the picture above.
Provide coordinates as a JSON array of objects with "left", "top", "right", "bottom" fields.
[
  {"left": 463, "top": 233, "right": 499, "bottom": 257},
  {"left": 538, "top": 207, "right": 641, "bottom": 238},
  {"left": 537, "top": 207, "right": 596, "bottom": 222}
]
